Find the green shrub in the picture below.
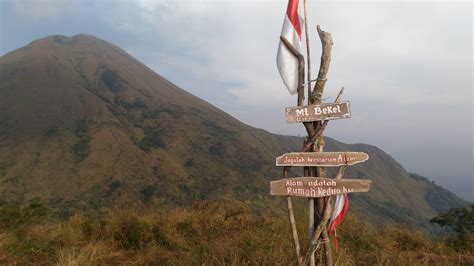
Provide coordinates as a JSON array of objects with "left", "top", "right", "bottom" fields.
[
  {"left": 0, "top": 199, "right": 49, "bottom": 230},
  {"left": 107, "top": 212, "right": 154, "bottom": 249},
  {"left": 431, "top": 204, "right": 474, "bottom": 252},
  {"left": 72, "top": 119, "right": 91, "bottom": 161}
]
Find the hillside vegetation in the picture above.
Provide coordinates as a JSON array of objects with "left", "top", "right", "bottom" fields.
[{"left": 0, "top": 200, "right": 472, "bottom": 265}]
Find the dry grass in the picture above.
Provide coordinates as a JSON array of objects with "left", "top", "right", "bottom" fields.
[{"left": 0, "top": 201, "right": 471, "bottom": 265}]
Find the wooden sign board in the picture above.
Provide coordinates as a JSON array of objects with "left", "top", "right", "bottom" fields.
[
  {"left": 270, "top": 177, "right": 371, "bottom": 198},
  {"left": 285, "top": 101, "right": 351, "bottom": 123},
  {"left": 276, "top": 152, "right": 369, "bottom": 167}
]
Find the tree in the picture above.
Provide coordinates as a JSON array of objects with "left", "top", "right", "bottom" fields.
[{"left": 430, "top": 204, "right": 473, "bottom": 251}]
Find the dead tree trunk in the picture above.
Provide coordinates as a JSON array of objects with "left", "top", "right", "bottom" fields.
[{"left": 307, "top": 25, "right": 334, "bottom": 266}]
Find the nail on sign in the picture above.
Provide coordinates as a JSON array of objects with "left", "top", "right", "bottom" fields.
[
  {"left": 270, "top": 177, "right": 372, "bottom": 198},
  {"left": 276, "top": 152, "right": 369, "bottom": 167},
  {"left": 285, "top": 101, "right": 351, "bottom": 123}
]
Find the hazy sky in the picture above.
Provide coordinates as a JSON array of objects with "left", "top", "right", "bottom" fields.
[{"left": 1, "top": 0, "right": 472, "bottom": 201}]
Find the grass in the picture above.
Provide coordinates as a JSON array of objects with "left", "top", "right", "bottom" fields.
[{"left": 0, "top": 200, "right": 472, "bottom": 265}]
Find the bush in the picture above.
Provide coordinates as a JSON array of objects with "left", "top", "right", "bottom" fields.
[
  {"left": 72, "top": 119, "right": 91, "bottom": 161},
  {"left": 107, "top": 212, "right": 154, "bottom": 249},
  {"left": 0, "top": 199, "right": 49, "bottom": 230},
  {"left": 431, "top": 204, "right": 474, "bottom": 252}
]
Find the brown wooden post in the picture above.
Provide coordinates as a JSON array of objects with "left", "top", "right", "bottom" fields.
[
  {"left": 302, "top": 3, "right": 315, "bottom": 262},
  {"left": 311, "top": 25, "right": 334, "bottom": 266},
  {"left": 284, "top": 166, "right": 303, "bottom": 264},
  {"left": 279, "top": 35, "right": 305, "bottom": 264},
  {"left": 280, "top": 20, "right": 351, "bottom": 266}
]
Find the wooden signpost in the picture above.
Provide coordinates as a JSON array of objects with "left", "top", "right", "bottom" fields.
[
  {"left": 269, "top": 2, "right": 374, "bottom": 265},
  {"left": 276, "top": 152, "right": 369, "bottom": 167},
  {"left": 286, "top": 101, "right": 351, "bottom": 123},
  {"left": 271, "top": 177, "right": 372, "bottom": 198}
]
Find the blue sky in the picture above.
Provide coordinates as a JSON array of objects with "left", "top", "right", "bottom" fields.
[{"left": 1, "top": 0, "right": 472, "bottom": 201}]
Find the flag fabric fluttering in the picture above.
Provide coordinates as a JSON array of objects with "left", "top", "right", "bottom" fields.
[
  {"left": 328, "top": 193, "right": 349, "bottom": 251},
  {"left": 276, "top": 0, "right": 303, "bottom": 95}
]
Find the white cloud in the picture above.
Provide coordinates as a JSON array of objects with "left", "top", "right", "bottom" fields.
[{"left": 101, "top": 1, "right": 471, "bottom": 108}]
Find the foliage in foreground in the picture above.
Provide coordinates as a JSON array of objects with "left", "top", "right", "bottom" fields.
[
  {"left": 430, "top": 204, "right": 474, "bottom": 253},
  {"left": 0, "top": 200, "right": 472, "bottom": 265}
]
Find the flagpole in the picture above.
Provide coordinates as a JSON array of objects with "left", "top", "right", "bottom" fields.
[
  {"left": 303, "top": 0, "right": 311, "bottom": 102},
  {"left": 302, "top": 1, "right": 316, "bottom": 266}
]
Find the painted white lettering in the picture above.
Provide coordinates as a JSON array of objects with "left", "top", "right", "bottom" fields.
[
  {"left": 297, "top": 108, "right": 308, "bottom": 117},
  {"left": 314, "top": 107, "right": 322, "bottom": 115}
]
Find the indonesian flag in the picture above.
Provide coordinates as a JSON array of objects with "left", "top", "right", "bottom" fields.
[
  {"left": 328, "top": 193, "right": 349, "bottom": 251},
  {"left": 277, "top": 0, "right": 303, "bottom": 95}
]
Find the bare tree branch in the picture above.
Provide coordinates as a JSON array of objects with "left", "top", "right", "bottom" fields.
[
  {"left": 284, "top": 166, "right": 303, "bottom": 264},
  {"left": 311, "top": 26, "right": 333, "bottom": 104},
  {"left": 301, "top": 166, "right": 346, "bottom": 265}
]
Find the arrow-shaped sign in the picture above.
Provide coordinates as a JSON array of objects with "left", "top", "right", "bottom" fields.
[
  {"left": 276, "top": 152, "right": 369, "bottom": 167},
  {"left": 270, "top": 177, "right": 372, "bottom": 198}
]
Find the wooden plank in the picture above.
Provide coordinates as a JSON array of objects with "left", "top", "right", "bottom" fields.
[
  {"left": 285, "top": 101, "right": 351, "bottom": 123},
  {"left": 270, "top": 177, "right": 371, "bottom": 198},
  {"left": 276, "top": 152, "right": 369, "bottom": 167}
]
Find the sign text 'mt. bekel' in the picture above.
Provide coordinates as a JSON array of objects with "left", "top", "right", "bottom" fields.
[{"left": 285, "top": 101, "right": 351, "bottom": 123}]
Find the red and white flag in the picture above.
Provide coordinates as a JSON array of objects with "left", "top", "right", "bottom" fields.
[
  {"left": 328, "top": 193, "right": 349, "bottom": 251},
  {"left": 277, "top": 0, "right": 303, "bottom": 95}
]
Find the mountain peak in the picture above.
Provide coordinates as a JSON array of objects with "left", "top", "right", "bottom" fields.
[
  {"left": 55, "top": 34, "right": 97, "bottom": 44},
  {"left": 30, "top": 33, "right": 104, "bottom": 45}
]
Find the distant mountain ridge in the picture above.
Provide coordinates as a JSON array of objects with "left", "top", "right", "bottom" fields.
[{"left": 0, "top": 34, "right": 467, "bottom": 230}]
